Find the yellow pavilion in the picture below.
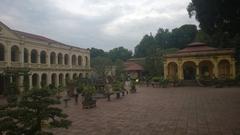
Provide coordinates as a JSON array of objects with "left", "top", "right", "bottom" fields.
[{"left": 164, "top": 42, "right": 236, "bottom": 80}]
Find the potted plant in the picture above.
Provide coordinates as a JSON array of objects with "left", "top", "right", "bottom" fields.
[
  {"left": 112, "top": 81, "right": 121, "bottom": 99},
  {"left": 130, "top": 79, "right": 136, "bottom": 93},
  {"left": 82, "top": 85, "right": 96, "bottom": 109}
]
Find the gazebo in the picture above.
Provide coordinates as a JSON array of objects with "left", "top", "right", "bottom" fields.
[
  {"left": 164, "top": 42, "right": 236, "bottom": 80},
  {"left": 124, "top": 61, "right": 144, "bottom": 79}
]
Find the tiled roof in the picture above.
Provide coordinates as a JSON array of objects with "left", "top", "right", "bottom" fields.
[
  {"left": 165, "top": 42, "right": 234, "bottom": 58},
  {"left": 124, "top": 61, "right": 144, "bottom": 71},
  {"left": 12, "top": 30, "right": 63, "bottom": 44},
  {"left": 177, "top": 42, "right": 217, "bottom": 53}
]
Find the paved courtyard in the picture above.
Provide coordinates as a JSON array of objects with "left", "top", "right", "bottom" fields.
[{"left": 52, "top": 86, "right": 240, "bottom": 135}]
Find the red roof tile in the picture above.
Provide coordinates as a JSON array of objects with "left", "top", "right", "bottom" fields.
[
  {"left": 177, "top": 42, "right": 217, "bottom": 53},
  {"left": 124, "top": 61, "right": 144, "bottom": 71}
]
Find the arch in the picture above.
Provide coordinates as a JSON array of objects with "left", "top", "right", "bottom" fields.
[
  {"left": 218, "top": 60, "right": 230, "bottom": 79},
  {"left": 11, "top": 45, "right": 20, "bottom": 62},
  {"left": 73, "top": 73, "right": 77, "bottom": 80},
  {"left": 65, "top": 73, "right": 70, "bottom": 84},
  {"left": 85, "top": 73, "right": 89, "bottom": 78},
  {"left": 31, "top": 49, "right": 38, "bottom": 63},
  {"left": 58, "top": 53, "right": 63, "bottom": 65},
  {"left": 59, "top": 73, "right": 64, "bottom": 86},
  {"left": 199, "top": 60, "right": 214, "bottom": 79},
  {"left": 50, "top": 52, "right": 56, "bottom": 64},
  {"left": 24, "top": 48, "right": 28, "bottom": 63},
  {"left": 78, "top": 55, "right": 82, "bottom": 66},
  {"left": 167, "top": 62, "right": 178, "bottom": 80},
  {"left": 51, "top": 73, "right": 57, "bottom": 86},
  {"left": 72, "top": 55, "right": 76, "bottom": 65},
  {"left": 85, "top": 56, "right": 89, "bottom": 66},
  {"left": 32, "top": 73, "right": 39, "bottom": 88},
  {"left": 64, "top": 54, "right": 69, "bottom": 65},
  {"left": 183, "top": 61, "right": 196, "bottom": 80},
  {"left": 41, "top": 73, "right": 47, "bottom": 87},
  {"left": 0, "top": 43, "right": 4, "bottom": 61},
  {"left": 40, "top": 51, "right": 47, "bottom": 64},
  {"left": 79, "top": 73, "right": 83, "bottom": 78}
]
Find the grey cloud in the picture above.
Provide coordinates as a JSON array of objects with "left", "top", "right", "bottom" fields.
[{"left": 0, "top": 0, "right": 198, "bottom": 51}]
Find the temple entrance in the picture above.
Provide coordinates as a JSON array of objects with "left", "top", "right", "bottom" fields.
[
  {"left": 199, "top": 60, "right": 214, "bottom": 79},
  {"left": 183, "top": 61, "right": 196, "bottom": 80}
]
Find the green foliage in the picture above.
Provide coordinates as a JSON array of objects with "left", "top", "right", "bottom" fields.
[
  {"left": 144, "top": 48, "right": 178, "bottom": 77},
  {"left": 0, "top": 88, "right": 71, "bottom": 135},
  {"left": 134, "top": 24, "right": 197, "bottom": 57},
  {"left": 187, "top": 0, "right": 240, "bottom": 37},
  {"left": 82, "top": 84, "right": 96, "bottom": 102},
  {"left": 91, "top": 56, "right": 112, "bottom": 78},
  {"left": 109, "top": 47, "right": 132, "bottom": 62},
  {"left": 112, "top": 81, "right": 124, "bottom": 92}
]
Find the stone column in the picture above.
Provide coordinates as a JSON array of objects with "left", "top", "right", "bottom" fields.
[
  {"left": 163, "top": 62, "right": 168, "bottom": 79},
  {"left": 29, "top": 74, "right": 32, "bottom": 89},
  {"left": 48, "top": 72, "right": 52, "bottom": 85},
  {"left": 196, "top": 65, "right": 200, "bottom": 79},
  {"left": 20, "top": 46, "right": 24, "bottom": 67},
  {"left": 231, "top": 61, "right": 236, "bottom": 79},
  {"left": 213, "top": 61, "right": 218, "bottom": 79},
  {"left": 19, "top": 76, "right": 24, "bottom": 92},
  {"left": 37, "top": 73, "right": 40, "bottom": 88}
]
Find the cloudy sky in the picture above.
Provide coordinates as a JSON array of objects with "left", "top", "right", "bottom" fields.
[{"left": 0, "top": 0, "right": 197, "bottom": 51}]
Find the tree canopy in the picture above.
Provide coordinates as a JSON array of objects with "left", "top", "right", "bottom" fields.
[
  {"left": 134, "top": 24, "right": 197, "bottom": 58},
  {"left": 187, "top": 0, "right": 240, "bottom": 37}
]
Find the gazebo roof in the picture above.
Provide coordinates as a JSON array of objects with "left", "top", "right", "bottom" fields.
[
  {"left": 124, "top": 61, "right": 144, "bottom": 71},
  {"left": 165, "top": 42, "right": 234, "bottom": 58},
  {"left": 177, "top": 42, "right": 217, "bottom": 53}
]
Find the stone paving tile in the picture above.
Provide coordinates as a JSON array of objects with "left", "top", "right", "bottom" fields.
[{"left": 50, "top": 86, "right": 240, "bottom": 135}]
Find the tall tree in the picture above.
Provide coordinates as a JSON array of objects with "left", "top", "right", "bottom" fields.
[
  {"left": 135, "top": 34, "right": 156, "bottom": 57},
  {"left": 108, "top": 47, "right": 132, "bottom": 62},
  {"left": 187, "top": 0, "right": 240, "bottom": 37}
]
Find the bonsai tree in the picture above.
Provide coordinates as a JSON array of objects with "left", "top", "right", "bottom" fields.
[
  {"left": 0, "top": 87, "right": 71, "bottom": 135},
  {"left": 112, "top": 81, "right": 122, "bottom": 98},
  {"left": 130, "top": 79, "right": 136, "bottom": 93},
  {"left": 82, "top": 84, "right": 96, "bottom": 108}
]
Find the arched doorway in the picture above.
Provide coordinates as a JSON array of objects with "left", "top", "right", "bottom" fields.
[
  {"left": 51, "top": 73, "right": 57, "bottom": 87},
  {"left": 218, "top": 60, "right": 230, "bottom": 79},
  {"left": 11, "top": 45, "right": 20, "bottom": 62},
  {"left": 31, "top": 49, "right": 38, "bottom": 63},
  {"left": 41, "top": 74, "right": 47, "bottom": 87},
  {"left": 73, "top": 73, "right": 77, "bottom": 80},
  {"left": 167, "top": 62, "right": 178, "bottom": 80},
  {"left": 0, "top": 74, "right": 5, "bottom": 95},
  {"left": 59, "top": 74, "right": 63, "bottom": 86},
  {"left": 32, "top": 73, "right": 39, "bottom": 88},
  {"left": 183, "top": 61, "right": 196, "bottom": 80},
  {"left": 79, "top": 73, "right": 83, "bottom": 79},
  {"left": 72, "top": 55, "right": 76, "bottom": 65},
  {"left": 64, "top": 54, "right": 69, "bottom": 65},
  {"left": 85, "top": 56, "right": 89, "bottom": 66},
  {"left": 58, "top": 53, "right": 63, "bottom": 65},
  {"left": 78, "top": 56, "right": 82, "bottom": 66},
  {"left": 65, "top": 73, "right": 70, "bottom": 84},
  {"left": 50, "top": 52, "right": 56, "bottom": 64},
  {"left": 199, "top": 60, "right": 214, "bottom": 79},
  {"left": 40, "top": 51, "right": 47, "bottom": 64},
  {"left": 0, "top": 43, "right": 5, "bottom": 61}
]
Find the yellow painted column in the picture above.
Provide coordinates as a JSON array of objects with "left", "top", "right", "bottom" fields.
[
  {"left": 178, "top": 63, "right": 183, "bottom": 80},
  {"left": 163, "top": 62, "right": 168, "bottom": 79},
  {"left": 231, "top": 61, "right": 236, "bottom": 79}
]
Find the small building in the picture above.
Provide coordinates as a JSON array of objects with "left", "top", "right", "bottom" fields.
[
  {"left": 124, "top": 61, "right": 144, "bottom": 79},
  {"left": 164, "top": 42, "right": 236, "bottom": 80}
]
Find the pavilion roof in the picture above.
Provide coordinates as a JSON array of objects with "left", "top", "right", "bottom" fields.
[
  {"left": 165, "top": 42, "right": 234, "bottom": 58},
  {"left": 124, "top": 61, "right": 144, "bottom": 71}
]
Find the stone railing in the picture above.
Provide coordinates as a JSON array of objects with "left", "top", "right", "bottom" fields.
[{"left": 0, "top": 61, "right": 7, "bottom": 67}]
